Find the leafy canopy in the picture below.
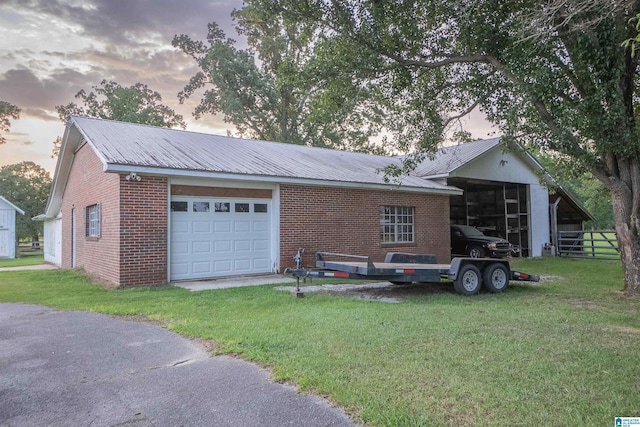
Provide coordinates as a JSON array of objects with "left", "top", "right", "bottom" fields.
[
  {"left": 53, "top": 80, "right": 186, "bottom": 156},
  {"left": 173, "top": 4, "right": 385, "bottom": 153},
  {"left": 0, "top": 100, "right": 20, "bottom": 145},
  {"left": 0, "top": 162, "right": 51, "bottom": 240}
]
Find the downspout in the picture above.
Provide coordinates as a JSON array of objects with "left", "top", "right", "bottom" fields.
[{"left": 550, "top": 197, "right": 561, "bottom": 255}]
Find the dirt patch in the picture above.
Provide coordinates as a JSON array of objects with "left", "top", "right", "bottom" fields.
[
  {"left": 116, "top": 314, "right": 171, "bottom": 328},
  {"left": 604, "top": 325, "right": 640, "bottom": 335},
  {"left": 186, "top": 336, "right": 223, "bottom": 354},
  {"left": 275, "top": 281, "right": 455, "bottom": 302},
  {"left": 538, "top": 275, "right": 563, "bottom": 282}
]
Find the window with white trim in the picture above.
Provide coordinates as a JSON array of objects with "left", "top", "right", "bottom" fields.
[
  {"left": 86, "top": 204, "right": 101, "bottom": 238},
  {"left": 380, "top": 206, "right": 414, "bottom": 243}
]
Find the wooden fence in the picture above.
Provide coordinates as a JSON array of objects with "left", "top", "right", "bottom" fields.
[
  {"left": 557, "top": 230, "right": 619, "bottom": 260},
  {"left": 17, "top": 240, "right": 43, "bottom": 252}
]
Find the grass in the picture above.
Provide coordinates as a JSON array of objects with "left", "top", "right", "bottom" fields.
[
  {"left": 0, "top": 251, "right": 44, "bottom": 268},
  {"left": 1, "top": 258, "right": 638, "bottom": 426}
]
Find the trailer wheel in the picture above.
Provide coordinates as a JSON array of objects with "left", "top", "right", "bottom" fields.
[
  {"left": 454, "top": 264, "right": 482, "bottom": 295},
  {"left": 482, "top": 263, "right": 509, "bottom": 293}
]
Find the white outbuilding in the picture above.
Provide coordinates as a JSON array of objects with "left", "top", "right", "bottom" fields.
[{"left": 0, "top": 195, "right": 25, "bottom": 259}]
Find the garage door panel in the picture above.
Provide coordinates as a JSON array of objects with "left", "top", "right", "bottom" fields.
[
  {"left": 234, "top": 221, "right": 251, "bottom": 232},
  {"left": 234, "top": 259, "right": 251, "bottom": 271},
  {"left": 193, "top": 221, "right": 212, "bottom": 233},
  {"left": 253, "top": 258, "right": 270, "bottom": 269},
  {"left": 253, "top": 239, "right": 269, "bottom": 251},
  {"left": 214, "top": 240, "right": 232, "bottom": 252},
  {"left": 234, "top": 240, "right": 251, "bottom": 252},
  {"left": 172, "top": 221, "right": 189, "bottom": 234},
  {"left": 170, "top": 197, "right": 272, "bottom": 281},
  {"left": 214, "top": 221, "right": 232, "bottom": 232},
  {"left": 192, "top": 261, "right": 212, "bottom": 274},
  {"left": 254, "top": 221, "right": 269, "bottom": 232},
  {"left": 192, "top": 241, "right": 212, "bottom": 253},
  {"left": 214, "top": 260, "right": 232, "bottom": 273},
  {"left": 172, "top": 263, "right": 189, "bottom": 275},
  {"left": 172, "top": 242, "right": 189, "bottom": 255}
]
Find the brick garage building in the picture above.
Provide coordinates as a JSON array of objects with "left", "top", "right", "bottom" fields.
[{"left": 40, "top": 116, "right": 460, "bottom": 287}]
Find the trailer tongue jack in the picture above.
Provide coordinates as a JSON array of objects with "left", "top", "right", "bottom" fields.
[
  {"left": 293, "top": 248, "right": 305, "bottom": 298},
  {"left": 285, "top": 251, "right": 539, "bottom": 296}
]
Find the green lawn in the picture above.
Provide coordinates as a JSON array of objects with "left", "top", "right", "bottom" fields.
[
  {"left": 0, "top": 258, "right": 638, "bottom": 426},
  {"left": 0, "top": 251, "right": 44, "bottom": 268}
]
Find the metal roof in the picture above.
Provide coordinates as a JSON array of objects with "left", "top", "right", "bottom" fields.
[
  {"left": 70, "top": 116, "right": 459, "bottom": 193},
  {"left": 0, "top": 195, "right": 25, "bottom": 215},
  {"left": 409, "top": 137, "right": 503, "bottom": 177}
]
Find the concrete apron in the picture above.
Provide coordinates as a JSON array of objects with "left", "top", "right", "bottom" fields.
[
  {"left": 173, "top": 274, "right": 296, "bottom": 291},
  {"left": 0, "top": 264, "right": 59, "bottom": 272}
]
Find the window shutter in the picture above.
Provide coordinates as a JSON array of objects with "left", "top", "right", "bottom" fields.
[
  {"left": 84, "top": 206, "right": 88, "bottom": 237},
  {"left": 97, "top": 203, "right": 101, "bottom": 238}
]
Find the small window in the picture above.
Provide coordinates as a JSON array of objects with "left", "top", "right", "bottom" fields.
[
  {"left": 254, "top": 203, "right": 268, "bottom": 213},
  {"left": 193, "top": 201, "right": 210, "bottom": 212},
  {"left": 85, "top": 204, "right": 101, "bottom": 238},
  {"left": 171, "top": 201, "right": 188, "bottom": 212},
  {"left": 235, "top": 203, "right": 250, "bottom": 213},
  {"left": 380, "top": 206, "right": 414, "bottom": 243},
  {"left": 215, "top": 202, "right": 230, "bottom": 212}
]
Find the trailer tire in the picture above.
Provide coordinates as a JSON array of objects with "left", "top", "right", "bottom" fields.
[
  {"left": 482, "top": 263, "right": 509, "bottom": 293},
  {"left": 454, "top": 264, "right": 482, "bottom": 295}
]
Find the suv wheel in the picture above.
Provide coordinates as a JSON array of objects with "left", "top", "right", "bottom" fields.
[{"left": 468, "top": 246, "right": 485, "bottom": 258}]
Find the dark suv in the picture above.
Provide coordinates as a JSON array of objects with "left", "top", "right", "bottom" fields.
[{"left": 450, "top": 225, "right": 511, "bottom": 258}]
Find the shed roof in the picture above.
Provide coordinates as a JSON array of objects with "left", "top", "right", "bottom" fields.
[
  {"left": 0, "top": 196, "right": 25, "bottom": 215},
  {"left": 409, "top": 137, "right": 503, "bottom": 177}
]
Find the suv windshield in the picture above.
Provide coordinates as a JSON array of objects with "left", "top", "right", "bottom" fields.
[{"left": 457, "top": 225, "right": 485, "bottom": 237}]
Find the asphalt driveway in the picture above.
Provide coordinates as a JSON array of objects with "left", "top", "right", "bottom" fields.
[{"left": 0, "top": 303, "right": 355, "bottom": 426}]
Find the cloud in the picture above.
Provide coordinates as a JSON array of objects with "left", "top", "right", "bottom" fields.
[
  {"left": 0, "top": 67, "right": 100, "bottom": 117},
  {"left": 4, "top": 0, "right": 241, "bottom": 47}
]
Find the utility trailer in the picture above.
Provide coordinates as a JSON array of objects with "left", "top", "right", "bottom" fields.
[{"left": 285, "top": 251, "right": 539, "bottom": 296}]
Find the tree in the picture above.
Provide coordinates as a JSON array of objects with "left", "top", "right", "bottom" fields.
[
  {"left": 0, "top": 100, "right": 20, "bottom": 144},
  {"left": 534, "top": 150, "right": 615, "bottom": 229},
  {"left": 52, "top": 80, "right": 186, "bottom": 156},
  {"left": 0, "top": 162, "right": 52, "bottom": 244},
  {"left": 256, "top": 0, "right": 640, "bottom": 295},
  {"left": 172, "top": 4, "right": 385, "bottom": 153}
]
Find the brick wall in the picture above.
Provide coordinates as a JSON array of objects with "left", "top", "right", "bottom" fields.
[
  {"left": 61, "top": 144, "right": 121, "bottom": 284},
  {"left": 119, "top": 175, "right": 168, "bottom": 286},
  {"left": 61, "top": 144, "right": 169, "bottom": 287},
  {"left": 279, "top": 184, "right": 451, "bottom": 269}
]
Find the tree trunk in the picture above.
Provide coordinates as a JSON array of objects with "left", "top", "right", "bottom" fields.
[{"left": 611, "top": 191, "right": 640, "bottom": 296}]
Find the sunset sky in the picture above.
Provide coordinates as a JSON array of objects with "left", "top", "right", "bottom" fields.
[{"left": 0, "top": 0, "right": 495, "bottom": 175}]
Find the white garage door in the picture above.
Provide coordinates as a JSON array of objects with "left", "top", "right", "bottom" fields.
[{"left": 170, "top": 198, "right": 272, "bottom": 281}]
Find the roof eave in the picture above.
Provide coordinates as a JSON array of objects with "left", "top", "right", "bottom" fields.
[
  {"left": 44, "top": 118, "right": 107, "bottom": 217},
  {"left": 0, "top": 196, "right": 25, "bottom": 215},
  {"left": 103, "top": 164, "right": 463, "bottom": 196}
]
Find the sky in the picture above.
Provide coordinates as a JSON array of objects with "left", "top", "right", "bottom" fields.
[{"left": 0, "top": 0, "right": 496, "bottom": 175}]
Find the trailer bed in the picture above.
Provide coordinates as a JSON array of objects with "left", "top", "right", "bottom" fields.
[
  {"left": 318, "top": 260, "right": 453, "bottom": 274},
  {"left": 285, "top": 250, "right": 539, "bottom": 296}
]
